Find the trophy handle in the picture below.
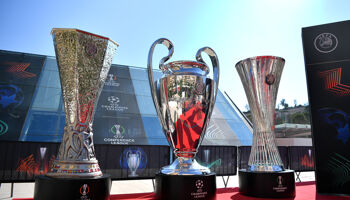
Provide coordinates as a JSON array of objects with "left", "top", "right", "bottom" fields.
[
  {"left": 147, "top": 38, "right": 174, "bottom": 131},
  {"left": 126, "top": 150, "right": 132, "bottom": 159},
  {"left": 195, "top": 47, "right": 220, "bottom": 101}
]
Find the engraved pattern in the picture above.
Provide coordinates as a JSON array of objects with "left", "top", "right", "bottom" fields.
[{"left": 48, "top": 29, "right": 117, "bottom": 177}]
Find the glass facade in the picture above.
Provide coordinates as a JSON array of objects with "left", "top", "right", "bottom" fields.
[{"left": 0, "top": 50, "right": 252, "bottom": 146}]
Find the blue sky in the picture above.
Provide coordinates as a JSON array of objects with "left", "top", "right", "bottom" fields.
[{"left": 1, "top": 0, "right": 349, "bottom": 111}]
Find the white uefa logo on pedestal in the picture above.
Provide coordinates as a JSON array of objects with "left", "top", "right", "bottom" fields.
[{"left": 314, "top": 33, "right": 338, "bottom": 53}]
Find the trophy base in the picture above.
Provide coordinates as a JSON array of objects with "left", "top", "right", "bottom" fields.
[
  {"left": 239, "top": 169, "right": 295, "bottom": 198},
  {"left": 155, "top": 172, "right": 216, "bottom": 200},
  {"left": 34, "top": 174, "right": 111, "bottom": 200}
]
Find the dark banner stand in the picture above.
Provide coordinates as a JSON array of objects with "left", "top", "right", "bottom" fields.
[{"left": 302, "top": 20, "right": 350, "bottom": 195}]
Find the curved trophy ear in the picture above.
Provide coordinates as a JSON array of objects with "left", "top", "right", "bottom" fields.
[
  {"left": 147, "top": 38, "right": 174, "bottom": 133},
  {"left": 195, "top": 47, "right": 220, "bottom": 105},
  {"left": 195, "top": 47, "right": 220, "bottom": 85},
  {"left": 137, "top": 150, "right": 142, "bottom": 158},
  {"left": 147, "top": 38, "right": 174, "bottom": 71},
  {"left": 126, "top": 150, "right": 132, "bottom": 158}
]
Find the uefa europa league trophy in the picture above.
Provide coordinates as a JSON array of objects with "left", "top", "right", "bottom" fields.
[
  {"left": 148, "top": 38, "right": 219, "bottom": 200},
  {"left": 236, "top": 56, "right": 295, "bottom": 198},
  {"left": 34, "top": 28, "right": 118, "bottom": 200},
  {"left": 127, "top": 150, "right": 141, "bottom": 177}
]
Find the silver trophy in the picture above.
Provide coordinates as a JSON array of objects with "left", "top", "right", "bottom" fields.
[
  {"left": 127, "top": 151, "right": 141, "bottom": 177},
  {"left": 148, "top": 38, "right": 219, "bottom": 175},
  {"left": 47, "top": 28, "right": 118, "bottom": 177},
  {"left": 236, "top": 56, "right": 284, "bottom": 172},
  {"left": 236, "top": 56, "right": 295, "bottom": 198}
]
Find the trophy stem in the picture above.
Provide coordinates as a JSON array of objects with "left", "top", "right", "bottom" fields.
[{"left": 249, "top": 131, "right": 283, "bottom": 171}]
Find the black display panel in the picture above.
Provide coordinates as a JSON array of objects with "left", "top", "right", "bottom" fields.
[
  {"left": 303, "top": 20, "right": 350, "bottom": 195},
  {"left": 289, "top": 146, "right": 315, "bottom": 172},
  {"left": 195, "top": 146, "right": 237, "bottom": 176},
  {"left": 0, "top": 141, "right": 170, "bottom": 182},
  {"left": 0, "top": 141, "right": 59, "bottom": 182},
  {"left": 0, "top": 51, "right": 45, "bottom": 141},
  {"left": 95, "top": 144, "right": 170, "bottom": 180}
]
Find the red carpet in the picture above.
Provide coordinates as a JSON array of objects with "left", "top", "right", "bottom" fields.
[{"left": 12, "top": 181, "right": 350, "bottom": 200}]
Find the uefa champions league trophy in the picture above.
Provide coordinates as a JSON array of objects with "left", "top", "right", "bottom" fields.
[
  {"left": 148, "top": 38, "right": 219, "bottom": 200},
  {"left": 34, "top": 28, "right": 118, "bottom": 200},
  {"left": 236, "top": 56, "right": 295, "bottom": 198},
  {"left": 127, "top": 150, "right": 141, "bottom": 177}
]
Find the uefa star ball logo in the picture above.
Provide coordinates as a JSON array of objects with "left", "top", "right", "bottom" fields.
[
  {"left": 195, "top": 179, "right": 204, "bottom": 189},
  {"left": 314, "top": 33, "right": 338, "bottom": 53},
  {"left": 194, "top": 82, "right": 205, "bottom": 95}
]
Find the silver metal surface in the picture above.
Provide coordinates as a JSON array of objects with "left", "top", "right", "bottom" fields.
[
  {"left": 236, "top": 56, "right": 284, "bottom": 172},
  {"left": 148, "top": 38, "right": 219, "bottom": 175},
  {"left": 47, "top": 28, "right": 118, "bottom": 177}
]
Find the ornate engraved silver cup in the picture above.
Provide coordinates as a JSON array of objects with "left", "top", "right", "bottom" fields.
[
  {"left": 236, "top": 56, "right": 284, "bottom": 172},
  {"left": 148, "top": 38, "right": 219, "bottom": 175},
  {"left": 127, "top": 151, "right": 141, "bottom": 177},
  {"left": 47, "top": 28, "right": 118, "bottom": 177}
]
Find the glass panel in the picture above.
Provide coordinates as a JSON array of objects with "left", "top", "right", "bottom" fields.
[
  {"left": 132, "top": 79, "right": 151, "bottom": 96},
  {"left": 135, "top": 95, "right": 157, "bottom": 115},
  {"left": 141, "top": 116, "right": 168, "bottom": 145},
  {"left": 38, "top": 69, "right": 60, "bottom": 88},
  {"left": 31, "top": 87, "right": 61, "bottom": 111},
  {"left": 43, "top": 57, "right": 58, "bottom": 71}
]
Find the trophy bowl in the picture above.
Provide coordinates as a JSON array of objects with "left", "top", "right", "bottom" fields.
[
  {"left": 236, "top": 56, "right": 295, "bottom": 198},
  {"left": 148, "top": 38, "right": 219, "bottom": 200}
]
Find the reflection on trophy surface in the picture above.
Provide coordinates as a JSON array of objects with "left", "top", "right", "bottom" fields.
[
  {"left": 203, "top": 149, "right": 210, "bottom": 165},
  {"left": 47, "top": 28, "right": 118, "bottom": 177},
  {"left": 39, "top": 147, "right": 47, "bottom": 172},
  {"left": 148, "top": 38, "right": 219, "bottom": 175},
  {"left": 127, "top": 151, "right": 141, "bottom": 177}
]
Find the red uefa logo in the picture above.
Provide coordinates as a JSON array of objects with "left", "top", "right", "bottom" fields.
[{"left": 80, "top": 184, "right": 90, "bottom": 196}]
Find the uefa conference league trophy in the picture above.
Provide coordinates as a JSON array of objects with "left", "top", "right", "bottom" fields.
[
  {"left": 34, "top": 28, "right": 118, "bottom": 200},
  {"left": 148, "top": 38, "right": 219, "bottom": 200},
  {"left": 236, "top": 56, "right": 295, "bottom": 198}
]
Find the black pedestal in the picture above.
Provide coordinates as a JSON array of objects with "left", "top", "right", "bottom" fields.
[
  {"left": 34, "top": 174, "right": 111, "bottom": 200},
  {"left": 239, "top": 169, "right": 295, "bottom": 198},
  {"left": 155, "top": 172, "right": 216, "bottom": 200}
]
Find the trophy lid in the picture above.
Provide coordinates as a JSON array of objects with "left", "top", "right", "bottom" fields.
[
  {"left": 51, "top": 28, "right": 119, "bottom": 46},
  {"left": 163, "top": 60, "right": 209, "bottom": 76}
]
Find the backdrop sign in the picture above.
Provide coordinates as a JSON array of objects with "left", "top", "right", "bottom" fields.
[
  {"left": 0, "top": 51, "right": 45, "bottom": 141},
  {"left": 302, "top": 20, "right": 350, "bottom": 195}
]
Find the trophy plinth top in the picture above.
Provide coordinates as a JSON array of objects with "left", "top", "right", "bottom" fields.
[
  {"left": 163, "top": 60, "right": 209, "bottom": 76},
  {"left": 235, "top": 55, "right": 285, "bottom": 67},
  {"left": 51, "top": 28, "right": 119, "bottom": 46}
]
